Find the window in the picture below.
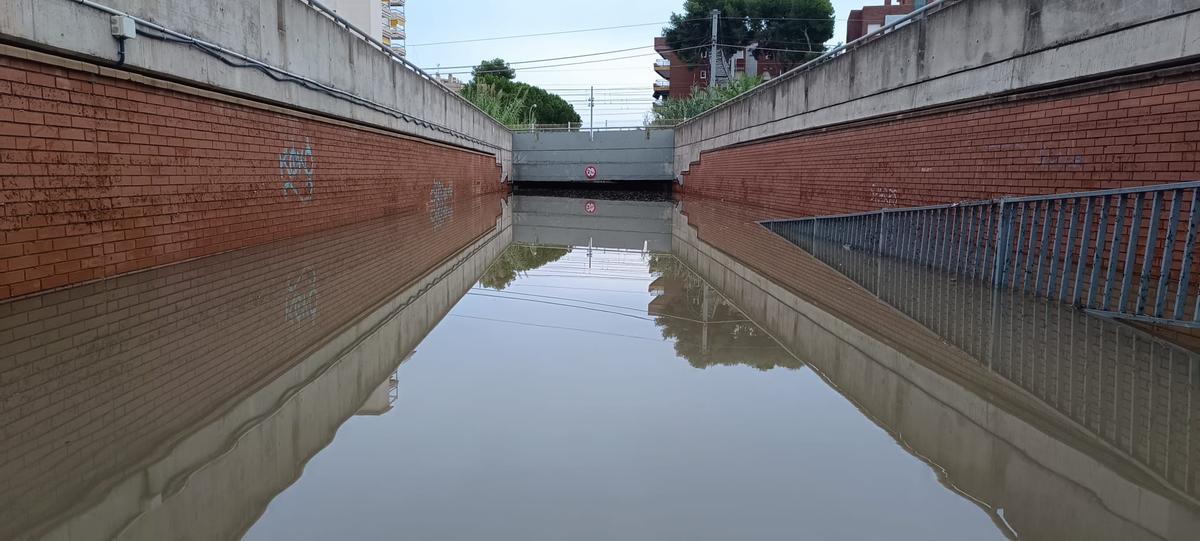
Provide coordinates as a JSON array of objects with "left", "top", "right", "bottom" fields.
[
  {"left": 700, "top": 70, "right": 707, "bottom": 80},
  {"left": 701, "top": 50, "right": 708, "bottom": 58}
]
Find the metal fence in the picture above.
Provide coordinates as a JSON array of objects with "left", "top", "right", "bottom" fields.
[{"left": 763, "top": 181, "right": 1200, "bottom": 328}]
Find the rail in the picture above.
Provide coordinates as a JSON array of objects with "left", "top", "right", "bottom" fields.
[
  {"left": 67, "top": 0, "right": 507, "bottom": 149},
  {"left": 511, "top": 124, "right": 682, "bottom": 133},
  {"left": 762, "top": 181, "right": 1200, "bottom": 328},
  {"left": 675, "top": 0, "right": 959, "bottom": 129}
]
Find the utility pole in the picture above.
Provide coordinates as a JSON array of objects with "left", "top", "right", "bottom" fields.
[
  {"left": 709, "top": 9, "right": 719, "bottom": 88},
  {"left": 589, "top": 86, "right": 595, "bottom": 141}
]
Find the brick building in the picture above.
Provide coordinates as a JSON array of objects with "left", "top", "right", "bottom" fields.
[
  {"left": 654, "top": 37, "right": 706, "bottom": 100},
  {"left": 847, "top": 0, "right": 919, "bottom": 42},
  {"left": 653, "top": 37, "right": 786, "bottom": 101}
]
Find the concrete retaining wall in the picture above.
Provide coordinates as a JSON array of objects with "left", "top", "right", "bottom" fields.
[
  {"left": 675, "top": 0, "right": 1200, "bottom": 178},
  {"left": 0, "top": 0, "right": 511, "bottom": 168},
  {"left": 513, "top": 129, "right": 674, "bottom": 182}
]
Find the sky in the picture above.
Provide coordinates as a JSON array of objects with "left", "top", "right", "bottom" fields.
[{"left": 404, "top": 1, "right": 884, "bottom": 127}]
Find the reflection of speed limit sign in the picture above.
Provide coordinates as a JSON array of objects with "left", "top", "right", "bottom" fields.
[
  {"left": 584, "top": 201, "right": 597, "bottom": 214},
  {"left": 584, "top": 165, "right": 598, "bottom": 180}
]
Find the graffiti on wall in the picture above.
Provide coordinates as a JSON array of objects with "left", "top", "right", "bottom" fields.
[
  {"left": 280, "top": 139, "right": 316, "bottom": 202},
  {"left": 285, "top": 266, "right": 319, "bottom": 322},
  {"left": 428, "top": 181, "right": 454, "bottom": 227}
]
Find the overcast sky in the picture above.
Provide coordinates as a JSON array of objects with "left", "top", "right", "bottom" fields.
[{"left": 405, "top": 1, "right": 884, "bottom": 127}]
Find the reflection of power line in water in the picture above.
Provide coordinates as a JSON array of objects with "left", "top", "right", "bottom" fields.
[
  {"left": 449, "top": 314, "right": 664, "bottom": 342},
  {"left": 466, "top": 292, "right": 752, "bottom": 324},
  {"left": 491, "top": 284, "right": 653, "bottom": 295},
  {"left": 519, "top": 273, "right": 652, "bottom": 281}
]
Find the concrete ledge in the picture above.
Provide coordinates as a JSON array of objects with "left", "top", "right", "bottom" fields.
[
  {"left": 0, "top": 0, "right": 513, "bottom": 172},
  {"left": 674, "top": 0, "right": 1200, "bottom": 176}
]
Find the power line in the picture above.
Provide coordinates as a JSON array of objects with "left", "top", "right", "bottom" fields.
[
  {"left": 716, "top": 44, "right": 825, "bottom": 54},
  {"left": 723, "top": 16, "right": 845, "bottom": 22},
  {"left": 451, "top": 44, "right": 711, "bottom": 75},
  {"left": 449, "top": 314, "right": 664, "bottom": 342},
  {"left": 423, "top": 45, "right": 651, "bottom": 70},
  {"left": 407, "top": 19, "right": 709, "bottom": 47}
]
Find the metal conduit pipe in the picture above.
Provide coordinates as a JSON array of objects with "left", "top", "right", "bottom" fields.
[{"left": 67, "top": 0, "right": 507, "bottom": 150}]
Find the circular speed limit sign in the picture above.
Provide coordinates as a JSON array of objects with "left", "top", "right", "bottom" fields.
[{"left": 584, "top": 165, "right": 598, "bottom": 180}]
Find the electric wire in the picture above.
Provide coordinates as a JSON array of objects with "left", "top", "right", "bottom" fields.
[
  {"left": 407, "top": 18, "right": 711, "bottom": 47},
  {"left": 449, "top": 314, "right": 665, "bottom": 342},
  {"left": 452, "top": 45, "right": 711, "bottom": 75}
]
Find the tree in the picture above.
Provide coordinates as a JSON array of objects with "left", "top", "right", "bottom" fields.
[
  {"left": 472, "top": 58, "right": 516, "bottom": 80},
  {"left": 461, "top": 69, "right": 581, "bottom": 127},
  {"left": 663, "top": 0, "right": 834, "bottom": 72}
]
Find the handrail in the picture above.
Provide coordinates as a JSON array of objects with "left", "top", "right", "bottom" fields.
[
  {"left": 299, "top": 0, "right": 502, "bottom": 128},
  {"left": 675, "top": 0, "right": 958, "bottom": 129}
]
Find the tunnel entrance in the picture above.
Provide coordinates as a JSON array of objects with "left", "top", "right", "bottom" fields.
[{"left": 511, "top": 127, "right": 675, "bottom": 185}]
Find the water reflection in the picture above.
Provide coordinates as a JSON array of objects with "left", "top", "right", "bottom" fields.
[
  {"left": 648, "top": 255, "right": 801, "bottom": 371},
  {"left": 793, "top": 221, "right": 1200, "bottom": 507},
  {"left": 4, "top": 190, "right": 1197, "bottom": 540},
  {"left": 674, "top": 195, "right": 1200, "bottom": 540},
  {"left": 479, "top": 244, "right": 572, "bottom": 290},
  {"left": 0, "top": 195, "right": 507, "bottom": 540}
]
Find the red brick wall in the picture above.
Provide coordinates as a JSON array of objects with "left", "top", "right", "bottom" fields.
[
  {"left": 0, "top": 53, "right": 506, "bottom": 301},
  {"left": 678, "top": 73, "right": 1200, "bottom": 216}
]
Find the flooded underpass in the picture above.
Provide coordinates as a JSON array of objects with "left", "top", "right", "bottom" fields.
[{"left": 3, "top": 192, "right": 1200, "bottom": 540}]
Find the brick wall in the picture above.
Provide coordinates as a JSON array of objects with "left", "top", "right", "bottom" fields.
[
  {"left": 0, "top": 193, "right": 504, "bottom": 539},
  {"left": 677, "top": 72, "right": 1200, "bottom": 216},
  {"left": 0, "top": 53, "right": 506, "bottom": 301}
]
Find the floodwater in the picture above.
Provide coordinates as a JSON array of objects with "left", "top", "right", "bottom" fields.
[{"left": 2, "top": 191, "right": 1199, "bottom": 540}]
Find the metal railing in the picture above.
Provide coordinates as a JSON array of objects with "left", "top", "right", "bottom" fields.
[
  {"left": 510, "top": 123, "right": 680, "bottom": 133},
  {"left": 763, "top": 181, "right": 1200, "bottom": 328}
]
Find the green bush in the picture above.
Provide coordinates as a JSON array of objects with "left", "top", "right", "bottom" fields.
[{"left": 651, "top": 75, "right": 764, "bottom": 124}]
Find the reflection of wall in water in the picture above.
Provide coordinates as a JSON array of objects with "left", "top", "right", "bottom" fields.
[
  {"left": 799, "top": 235, "right": 1200, "bottom": 503},
  {"left": 97, "top": 223, "right": 511, "bottom": 541},
  {"left": 0, "top": 196, "right": 507, "bottom": 540},
  {"left": 671, "top": 204, "right": 1200, "bottom": 540}
]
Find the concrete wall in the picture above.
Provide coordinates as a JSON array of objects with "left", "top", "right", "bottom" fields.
[
  {"left": 0, "top": 194, "right": 508, "bottom": 539},
  {"left": 0, "top": 0, "right": 510, "bottom": 165},
  {"left": 671, "top": 199, "right": 1200, "bottom": 540},
  {"left": 513, "top": 129, "right": 674, "bottom": 182},
  {"left": 674, "top": 0, "right": 1200, "bottom": 211}
]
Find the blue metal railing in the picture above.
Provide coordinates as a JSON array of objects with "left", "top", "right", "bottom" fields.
[{"left": 762, "top": 181, "right": 1200, "bottom": 328}]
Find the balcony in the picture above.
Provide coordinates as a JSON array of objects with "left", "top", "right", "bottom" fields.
[
  {"left": 384, "top": 26, "right": 405, "bottom": 40},
  {"left": 653, "top": 80, "right": 670, "bottom": 98},
  {"left": 654, "top": 58, "right": 671, "bottom": 78}
]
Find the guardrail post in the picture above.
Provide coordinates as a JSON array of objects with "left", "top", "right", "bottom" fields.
[{"left": 992, "top": 199, "right": 1015, "bottom": 289}]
